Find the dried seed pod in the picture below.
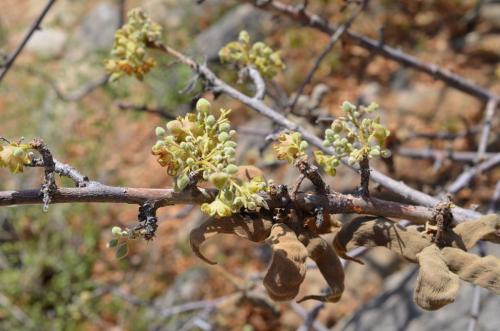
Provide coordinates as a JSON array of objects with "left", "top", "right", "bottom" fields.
[
  {"left": 414, "top": 245, "right": 460, "bottom": 310},
  {"left": 190, "top": 215, "right": 272, "bottom": 265},
  {"left": 441, "top": 247, "right": 500, "bottom": 294},
  {"left": 334, "top": 216, "right": 431, "bottom": 263},
  {"left": 452, "top": 214, "right": 500, "bottom": 249},
  {"left": 264, "top": 224, "right": 308, "bottom": 301},
  {"left": 297, "top": 231, "right": 344, "bottom": 303}
]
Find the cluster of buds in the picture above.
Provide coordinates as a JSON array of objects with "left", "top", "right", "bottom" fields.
[
  {"left": 106, "top": 8, "right": 162, "bottom": 81},
  {"left": 0, "top": 141, "right": 32, "bottom": 173},
  {"left": 273, "top": 132, "right": 309, "bottom": 163},
  {"left": 219, "top": 30, "right": 285, "bottom": 79},
  {"left": 315, "top": 101, "right": 391, "bottom": 176},
  {"left": 152, "top": 98, "right": 268, "bottom": 217}
]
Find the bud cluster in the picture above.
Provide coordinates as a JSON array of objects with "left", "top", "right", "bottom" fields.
[
  {"left": 315, "top": 101, "right": 391, "bottom": 176},
  {"left": 152, "top": 98, "right": 267, "bottom": 217},
  {"left": 0, "top": 142, "right": 31, "bottom": 173},
  {"left": 273, "top": 132, "right": 309, "bottom": 163},
  {"left": 106, "top": 8, "right": 162, "bottom": 82},
  {"left": 219, "top": 30, "right": 285, "bottom": 79}
]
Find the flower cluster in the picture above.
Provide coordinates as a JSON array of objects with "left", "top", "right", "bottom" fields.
[
  {"left": 106, "top": 8, "right": 162, "bottom": 81},
  {"left": 273, "top": 132, "right": 309, "bottom": 163},
  {"left": 315, "top": 101, "right": 391, "bottom": 176},
  {"left": 152, "top": 98, "right": 268, "bottom": 217},
  {"left": 219, "top": 30, "right": 285, "bottom": 79},
  {"left": 0, "top": 141, "right": 31, "bottom": 173}
]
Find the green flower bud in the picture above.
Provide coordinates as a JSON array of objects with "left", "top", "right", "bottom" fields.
[
  {"left": 224, "top": 147, "right": 236, "bottom": 156},
  {"left": 323, "top": 140, "right": 332, "bottom": 147},
  {"left": 225, "top": 164, "right": 238, "bottom": 174},
  {"left": 196, "top": 98, "right": 211, "bottom": 113},
  {"left": 218, "top": 132, "right": 229, "bottom": 142},
  {"left": 155, "top": 126, "right": 166, "bottom": 138},
  {"left": 219, "top": 122, "right": 231, "bottom": 132},
  {"left": 332, "top": 120, "right": 344, "bottom": 133},
  {"left": 209, "top": 172, "right": 229, "bottom": 189},
  {"left": 299, "top": 140, "right": 309, "bottom": 151},
  {"left": 247, "top": 201, "right": 257, "bottom": 210},
  {"left": 325, "top": 129, "right": 335, "bottom": 141},
  {"left": 111, "top": 226, "right": 123, "bottom": 236},
  {"left": 369, "top": 148, "right": 380, "bottom": 157},
  {"left": 12, "top": 148, "right": 24, "bottom": 157},
  {"left": 342, "top": 101, "right": 355, "bottom": 113},
  {"left": 186, "top": 158, "right": 195, "bottom": 165},
  {"left": 205, "top": 115, "right": 216, "bottom": 126},
  {"left": 381, "top": 149, "right": 392, "bottom": 158}
]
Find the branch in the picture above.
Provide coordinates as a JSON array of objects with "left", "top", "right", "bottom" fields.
[
  {"left": 0, "top": 0, "right": 57, "bottom": 84},
  {"left": 0, "top": 184, "right": 479, "bottom": 224},
  {"left": 243, "top": 0, "right": 498, "bottom": 102},
  {"left": 475, "top": 98, "right": 498, "bottom": 162},
  {"left": 242, "top": 66, "right": 266, "bottom": 100},
  {"left": 149, "top": 42, "right": 480, "bottom": 219},
  {"left": 447, "top": 153, "right": 500, "bottom": 195},
  {"left": 396, "top": 147, "right": 497, "bottom": 162}
]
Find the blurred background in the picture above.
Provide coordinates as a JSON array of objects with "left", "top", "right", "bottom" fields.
[{"left": 0, "top": 0, "right": 499, "bottom": 330}]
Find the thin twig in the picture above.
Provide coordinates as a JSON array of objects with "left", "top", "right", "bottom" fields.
[
  {"left": 288, "top": 0, "right": 367, "bottom": 113},
  {"left": 447, "top": 153, "right": 500, "bottom": 195},
  {"left": 0, "top": 0, "right": 57, "bottom": 84},
  {"left": 243, "top": 66, "right": 266, "bottom": 100},
  {"left": 475, "top": 98, "right": 498, "bottom": 163},
  {"left": 396, "top": 147, "right": 496, "bottom": 162},
  {"left": 243, "top": 0, "right": 498, "bottom": 102}
]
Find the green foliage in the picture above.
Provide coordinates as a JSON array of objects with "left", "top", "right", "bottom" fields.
[
  {"left": 106, "top": 8, "right": 163, "bottom": 82},
  {"left": 0, "top": 208, "right": 100, "bottom": 330},
  {"left": 219, "top": 30, "right": 285, "bottom": 79},
  {"left": 0, "top": 141, "right": 32, "bottom": 173},
  {"left": 273, "top": 132, "right": 309, "bottom": 163},
  {"left": 315, "top": 101, "right": 391, "bottom": 176},
  {"left": 152, "top": 98, "right": 268, "bottom": 217}
]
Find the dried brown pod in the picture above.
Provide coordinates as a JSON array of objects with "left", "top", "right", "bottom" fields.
[
  {"left": 441, "top": 247, "right": 500, "bottom": 294},
  {"left": 452, "top": 214, "right": 500, "bottom": 249},
  {"left": 264, "top": 223, "right": 308, "bottom": 301},
  {"left": 414, "top": 244, "right": 460, "bottom": 310},
  {"left": 297, "top": 231, "right": 345, "bottom": 303},
  {"left": 333, "top": 216, "right": 431, "bottom": 263},
  {"left": 189, "top": 215, "right": 272, "bottom": 264}
]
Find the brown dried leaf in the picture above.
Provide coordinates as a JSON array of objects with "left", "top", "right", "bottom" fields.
[
  {"left": 414, "top": 245, "right": 460, "bottom": 310},
  {"left": 189, "top": 215, "right": 272, "bottom": 265},
  {"left": 264, "top": 224, "right": 308, "bottom": 301},
  {"left": 334, "top": 216, "right": 431, "bottom": 263},
  {"left": 297, "top": 231, "right": 344, "bottom": 303},
  {"left": 453, "top": 214, "right": 500, "bottom": 250},
  {"left": 441, "top": 247, "right": 500, "bottom": 295}
]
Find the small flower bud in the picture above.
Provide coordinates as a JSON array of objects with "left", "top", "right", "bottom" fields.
[
  {"left": 225, "top": 164, "right": 238, "bottom": 174},
  {"left": 218, "top": 132, "right": 229, "bottom": 142},
  {"left": 381, "top": 149, "right": 392, "bottom": 158},
  {"left": 299, "top": 140, "right": 309, "bottom": 151},
  {"left": 196, "top": 98, "right": 211, "bottom": 113},
  {"left": 342, "top": 101, "right": 355, "bottom": 113},
  {"left": 155, "top": 126, "right": 166, "bottom": 138},
  {"left": 219, "top": 122, "right": 231, "bottom": 132},
  {"left": 205, "top": 115, "right": 216, "bottom": 126},
  {"left": 209, "top": 172, "right": 229, "bottom": 189},
  {"left": 112, "top": 226, "right": 123, "bottom": 236}
]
